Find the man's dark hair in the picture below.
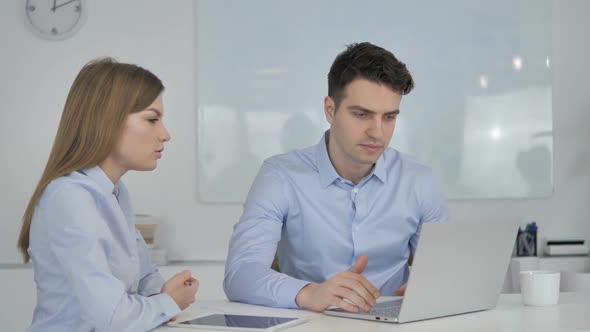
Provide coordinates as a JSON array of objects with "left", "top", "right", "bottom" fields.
[{"left": 328, "top": 42, "right": 414, "bottom": 110}]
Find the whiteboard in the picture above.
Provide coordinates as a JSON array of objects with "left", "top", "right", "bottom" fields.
[{"left": 195, "top": 0, "right": 553, "bottom": 202}]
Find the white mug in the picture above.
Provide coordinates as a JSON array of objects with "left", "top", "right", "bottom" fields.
[{"left": 520, "top": 270, "right": 560, "bottom": 306}]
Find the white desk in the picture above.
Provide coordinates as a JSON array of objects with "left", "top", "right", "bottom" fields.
[{"left": 156, "top": 293, "right": 590, "bottom": 332}]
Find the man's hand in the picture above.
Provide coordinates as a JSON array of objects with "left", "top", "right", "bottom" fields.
[
  {"left": 394, "top": 283, "right": 407, "bottom": 296},
  {"left": 294, "top": 255, "right": 380, "bottom": 313}
]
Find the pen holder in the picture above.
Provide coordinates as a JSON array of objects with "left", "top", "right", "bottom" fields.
[{"left": 517, "top": 231, "right": 537, "bottom": 256}]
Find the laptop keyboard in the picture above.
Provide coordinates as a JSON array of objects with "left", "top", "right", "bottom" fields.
[{"left": 369, "top": 299, "right": 403, "bottom": 318}]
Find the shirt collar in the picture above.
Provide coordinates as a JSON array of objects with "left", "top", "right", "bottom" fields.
[
  {"left": 372, "top": 152, "right": 387, "bottom": 184},
  {"left": 315, "top": 130, "right": 388, "bottom": 187},
  {"left": 78, "top": 165, "right": 119, "bottom": 197},
  {"left": 316, "top": 131, "right": 341, "bottom": 188}
]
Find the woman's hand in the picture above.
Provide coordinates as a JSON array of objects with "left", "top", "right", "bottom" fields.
[{"left": 162, "top": 270, "right": 199, "bottom": 310}]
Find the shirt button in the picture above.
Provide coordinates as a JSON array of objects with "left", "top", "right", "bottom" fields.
[
  {"left": 353, "top": 188, "right": 358, "bottom": 194},
  {"left": 354, "top": 225, "right": 360, "bottom": 231}
]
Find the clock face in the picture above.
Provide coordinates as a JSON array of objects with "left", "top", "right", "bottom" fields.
[{"left": 25, "top": 0, "right": 86, "bottom": 40}]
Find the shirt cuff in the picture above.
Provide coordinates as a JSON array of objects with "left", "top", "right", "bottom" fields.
[
  {"left": 152, "top": 293, "right": 181, "bottom": 319},
  {"left": 278, "top": 278, "right": 311, "bottom": 309},
  {"left": 139, "top": 274, "right": 165, "bottom": 297}
]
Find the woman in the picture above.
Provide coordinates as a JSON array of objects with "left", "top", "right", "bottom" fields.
[{"left": 17, "top": 58, "right": 198, "bottom": 331}]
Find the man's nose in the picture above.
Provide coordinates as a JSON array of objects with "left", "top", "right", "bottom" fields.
[{"left": 367, "top": 118, "right": 384, "bottom": 140}]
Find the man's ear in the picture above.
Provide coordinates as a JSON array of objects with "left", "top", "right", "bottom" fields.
[{"left": 324, "top": 96, "right": 335, "bottom": 125}]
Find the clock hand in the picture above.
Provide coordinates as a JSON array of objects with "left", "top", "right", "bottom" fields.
[
  {"left": 52, "top": 0, "right": 57, "bottom": 12},
  {"left": 53, "top": 0, "right": 77, "bottom": 11}
]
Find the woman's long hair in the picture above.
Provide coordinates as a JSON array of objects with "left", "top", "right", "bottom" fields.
[{"left": 17, "top": 58, "right": 164, "bottom": 262}]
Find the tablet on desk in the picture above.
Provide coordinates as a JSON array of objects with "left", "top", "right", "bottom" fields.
[{"left": 167, "top": 314, "right": 308, "bottom": 331}]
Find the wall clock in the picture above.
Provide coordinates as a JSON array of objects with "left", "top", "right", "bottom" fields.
[{"left": 25, "top": 0, "right": 87, "bottom": 40}]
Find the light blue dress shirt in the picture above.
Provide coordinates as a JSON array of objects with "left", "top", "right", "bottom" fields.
[
  {"left": 224, "top": 131, "right": 449, "bottom": 309},
  {"left": 27, "top": 166, "right": 179, "bottom": 332}
]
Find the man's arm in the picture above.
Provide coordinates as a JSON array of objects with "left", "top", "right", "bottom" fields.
[
  {"left": 224, "top": 161, "right": 381, "bottom": 311},
  {"left": 223, "top": 161, "right": 310, "bottom": 308},
  {"left": 410, "top": 170, "right": 449, "bottom": 254}
]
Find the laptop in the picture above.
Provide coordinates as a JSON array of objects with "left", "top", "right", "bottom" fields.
[{"left": 324, "top": 220, "right": 518, "bottom": 323}]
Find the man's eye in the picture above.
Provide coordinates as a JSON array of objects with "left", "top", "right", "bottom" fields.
[
  {"left": 148, "top": 119, "right": 159, "bottom": 123},
  {"left": 354, "top": 112, "right": 367, "bottom": 118}
]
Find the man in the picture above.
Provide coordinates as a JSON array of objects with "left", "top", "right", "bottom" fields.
[{"left": 224, "top": 42, "right": 448, "bottom": 313}]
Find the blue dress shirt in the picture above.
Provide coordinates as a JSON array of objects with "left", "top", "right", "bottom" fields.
[
  {"left": 224, "top": 131, "right": 449, "bottom": 308},
  {"left": 27, "top": 166, "right": 179, "bottom": 332}
]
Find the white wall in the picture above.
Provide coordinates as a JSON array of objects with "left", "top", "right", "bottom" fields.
[
  {"left": 0, "top": 0, "right": 242, "bottom": 264},
  {"left": 0, "top": 0, "right": 589, "bottom": 329},
  {"left": 1, "top": 0, "right": 588, "bottom": 265}
]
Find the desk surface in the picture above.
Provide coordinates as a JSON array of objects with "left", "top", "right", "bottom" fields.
[{"left": 156, "top": 293, "right": 589, "bottom": 331}]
